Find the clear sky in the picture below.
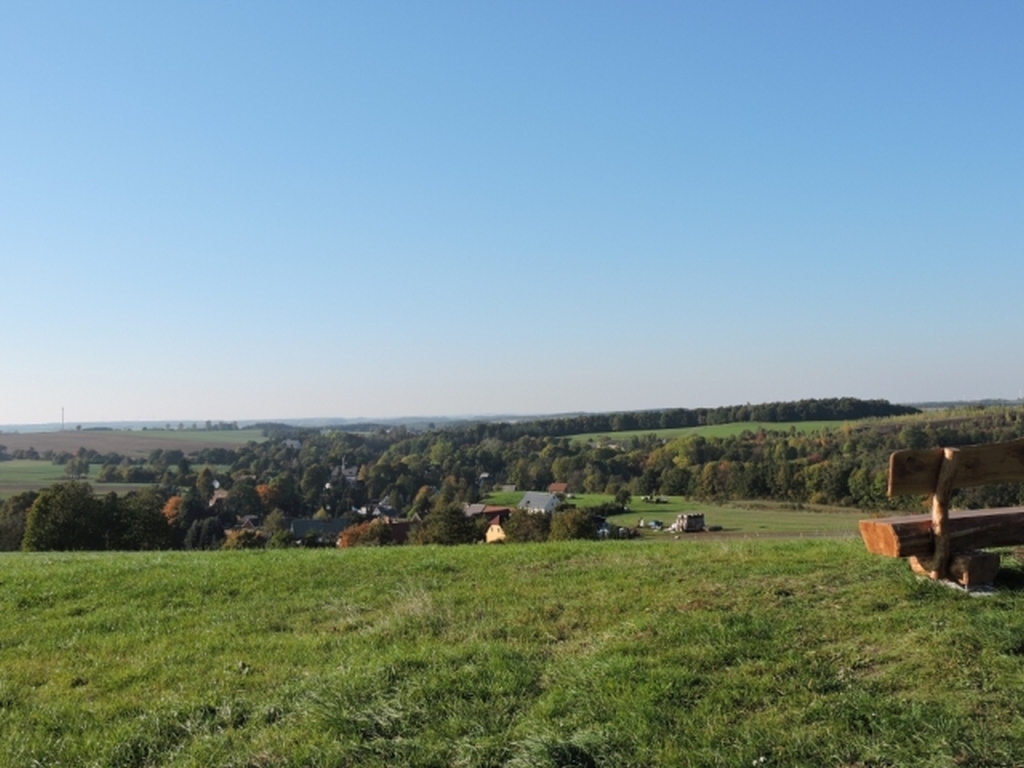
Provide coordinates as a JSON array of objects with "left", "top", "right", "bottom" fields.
[{"left": 2, "top": 1, "right": 1022, "bottom": 425}]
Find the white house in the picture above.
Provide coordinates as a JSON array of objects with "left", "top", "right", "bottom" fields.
[{"left": 517, "top": 492, "right": 559, "bottom": 514}]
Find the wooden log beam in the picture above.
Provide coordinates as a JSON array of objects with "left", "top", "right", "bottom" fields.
[
  {"left": 889, "top": 438, "right": 1024, "bottom": 497},
  {"left": 859, "top": 507, "right": 1024, "bottom": 558}
]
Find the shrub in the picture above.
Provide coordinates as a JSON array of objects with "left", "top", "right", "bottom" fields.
[
  {"left": 503, "top": 510, "right": 550, "bottom": 543},
  {"left": 549, "top": 508, "right": 597, "bottom": 541},
  {"left": 0, "top": 491, "right": 37, "bottom": 551},
  {"left": 22, "top": 482, "right": 105, "bottom": 551},
  {"left": 223, "top": 530, "right": 267, "bottom": 549},
  {"left": 266, "top": 530, "right": 295, "bottom": 548},
  {"left": 339, "top": 519, "right": 394, "bottom": 548},
  {"left": 415, "top": 503, "right": 478, "bottom": 545}
]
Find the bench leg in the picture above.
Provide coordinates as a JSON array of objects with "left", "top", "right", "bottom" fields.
[
  {"left": 925, "top": 448, "right": 961, "bottom": 579},
  {"left": 910, "top": 550, "right": 1000, "bottom": 587}
]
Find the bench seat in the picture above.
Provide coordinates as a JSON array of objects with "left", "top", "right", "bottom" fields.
[{"left": 860, "top": 506, "right": 1024, "bottom": 559}]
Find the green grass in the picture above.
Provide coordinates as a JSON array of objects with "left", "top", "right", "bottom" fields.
[
  {"left": 483, "top": 491, "right": 865, "bottom": 537},
  {"left": 483, "top": 490, "right": 530, "bottom": 507},
  {"left": 4, "top": 542, "right": 1024, "bottom": 766},
  {"left": 570, "top": 420, "right": 846, "bottom": 443},
  {"left": 0, "top": 460, "right": 149, "bottom": 501}
]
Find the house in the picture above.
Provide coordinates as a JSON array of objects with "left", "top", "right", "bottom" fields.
[
  {"left": 518, "top": 492, "right": 559, "bottom": 514},
  {"left": 485, "top": 515, "right": 507, "bottom": 543},
  {"left": 548, "top": 482, "right": 569, "bottom": 495},
  {"left": 386, "top": 519, "right": 414, "bottom": 545},
  {"left": 464, "top": 503, "right": 515, "bottom": 518},
  {"left": 356, "top": 500, "right": 397, "bottom": 518},
  {"left": 290, "top": 518, "right": 349, "bottom": 545},
  {"left": 208, "top": 488, "right": 230, "bottom": 508},
  {"left": 223, "top": 515, "right": 262, "bottom": 539},
  {"left": 462, "top": 503, "right": 488, "bottom": 518},
  {"left": 331, "top": 460, "right": 359, "bottom": 485}
]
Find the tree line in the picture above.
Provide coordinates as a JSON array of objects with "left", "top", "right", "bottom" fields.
[{"left": 3, "top": 398, "right": 1023, "bottom": 552}]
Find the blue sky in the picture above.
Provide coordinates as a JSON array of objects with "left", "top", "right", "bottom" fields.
[{"left": 2, "top": 1, "right": 1022, "bottom": 424}]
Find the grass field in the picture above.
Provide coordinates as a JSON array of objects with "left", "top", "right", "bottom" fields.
[
  {"left": 0, "top": 428, "right": 264, "bottom": 459},
  {"left": 3, "top": 542, "right": 1024, "bottom": 766},
  {"left": 482, "top": 492, "right": 866, "bottom": 537},
  {"left": 0, "top": 460, "right": 151, "bottom": 501},
  {"left": 568, "top": 420, "right": 847, "bottom": 443}
]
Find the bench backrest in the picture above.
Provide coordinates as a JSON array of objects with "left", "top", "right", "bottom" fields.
[{"left": 888, "top": 438, "right": 1024, "bottom": 498}]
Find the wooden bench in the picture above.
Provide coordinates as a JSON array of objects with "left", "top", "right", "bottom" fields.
[{"left": 859, "top": 438, "right": 1024, "bottom": 586}]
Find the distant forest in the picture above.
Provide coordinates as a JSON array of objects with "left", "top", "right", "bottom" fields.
[
  {"left": 4, "top": 397, "right": 1024, "bottom": 552},
  {"left": 466, "top": 397, "right": 919, "bottom": 440}
]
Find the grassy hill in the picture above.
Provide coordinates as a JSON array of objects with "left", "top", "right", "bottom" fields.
[
  {"left": 567, "top": 420, "right": 850, "bottom": 443},
  {"left": 3, "top": 541, "right": 1024, "bottom": 766}
]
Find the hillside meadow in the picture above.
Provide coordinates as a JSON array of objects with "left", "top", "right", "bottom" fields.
[
  {"left": 4, "top": 540, "right": 1024, "bottom": 767},
  {"left": 0, "top": 460, "right": 152, "bottom": 501},
  {"left": 0, "top": 428, "right": 264, "bottom": 459},
  {"left": 568, "top": 420, "right": 850, "bottom": 444},
  {"left": 483, "top": 492, "right": 868, "bottom": 538}
]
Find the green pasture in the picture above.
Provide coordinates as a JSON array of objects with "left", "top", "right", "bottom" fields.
[
  {"left": 0, "top": 461, "right": 102, "bottom": 500},
  {"left": 4, "top": 542, "right": 1024, "bottom": 766},
  {"left": 482, "top": 491, "right": 865, "bottom": 537},
  {"left": 0, "top": 460, "right": 164, "bottom": 500},
  {"left": 570, "top": 419, "right": 846, "bottom": 443},
  {"left": 482, "top": 490, "right": 530, "bottom": 507}
]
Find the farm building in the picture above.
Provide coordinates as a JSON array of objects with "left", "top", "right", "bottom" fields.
[{"left": 668, "top": 513, "right": 705, "bottom": 533}]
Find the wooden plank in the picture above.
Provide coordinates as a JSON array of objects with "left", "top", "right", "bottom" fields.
[
  {"left": 859, "top": 507, "right": 1024, "bottom": 558},
  {"left": 888, "top": 438, "right": 1024, "bottom": 497}
]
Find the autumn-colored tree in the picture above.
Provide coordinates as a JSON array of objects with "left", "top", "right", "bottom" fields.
[
  {"left": 338, "top": 519, "right": 393, "bottom": 548},
  {"left": 162, "top": 496, "right": 182, "bottom": 525},
  {"left": 256, "top": 484, "right": 281, "bottom": 512}
]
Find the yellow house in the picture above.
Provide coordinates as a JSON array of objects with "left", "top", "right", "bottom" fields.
[{"left": 485, "top": 514, "right": 507, "bottom": 543}]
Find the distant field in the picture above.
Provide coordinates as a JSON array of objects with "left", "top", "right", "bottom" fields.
[
  {"left": 481, "top": 491, "right": 865, "bottom": 537},
  {"left": 0, "top": 461, "right": 153, "bottom": 501},
  {"left": 4, "top": 543, "right": 1024, "bottom": 766},
  {"left": 569, "top": 419, "right": 846, "bottom": 443},
  {"left": 0, "top": 428, "right": 264, "bottom": 459}
]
